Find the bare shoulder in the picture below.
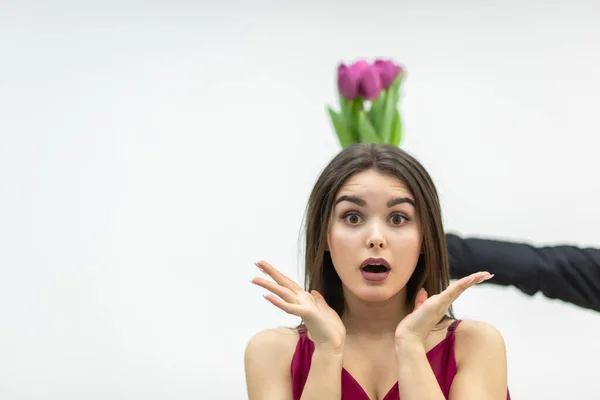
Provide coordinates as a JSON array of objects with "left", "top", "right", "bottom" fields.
[
  {"left": 449, "top": 320, "right": 509, "bottom": 397},
  {"left": 245, "top": 327, "right": 299, "bottom": 362},
  {"left": 454, "top": 320, "right": 507, "bottom": 364},
  {"left": 455, "top": 319, "right": 505, "bottom": 345},
  {"left": 244, "top": 327, "right": 300, "bottom": 400}
]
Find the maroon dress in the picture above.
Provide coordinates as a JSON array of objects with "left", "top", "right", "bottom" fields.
[{"left": 291, "top": 319, "right": 510, "bottom": 399}]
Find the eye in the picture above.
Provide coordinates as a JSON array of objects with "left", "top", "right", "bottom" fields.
[
  {"left": 342, "top": 212, "right": 363, "bottom": 225},
  {"left": 389, "top": 214, "right": 408, "bottom": 226}
]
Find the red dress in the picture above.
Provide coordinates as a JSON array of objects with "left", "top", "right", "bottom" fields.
[{"left": 291, "top": 319, "right": 511, "bottom": 399}]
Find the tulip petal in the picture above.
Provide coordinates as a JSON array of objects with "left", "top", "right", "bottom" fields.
[
  {"left": 358, "top": 66, "right": 382, "bottom": 100},
  {"left": 349, "top": 60, "right": 369, "bottom": 76},
  {"left": 375, "top": 59, "right": 403, "bottom": 90},
  {"left": 337, "top": 64, "right": 359, "bottom": 100}
]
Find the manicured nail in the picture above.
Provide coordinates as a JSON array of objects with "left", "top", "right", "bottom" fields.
[
  {"left": 477, "top": 274, "right": 494, "bottom": 284},
  {"left": 254, "top": 262, "right": 265, "bottom": 272}
]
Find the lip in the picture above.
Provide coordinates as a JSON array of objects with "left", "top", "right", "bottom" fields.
[
  {"left": 360, "top": 257, "right": 391, "bottom": 270},
  {"left": 361, "top": 269, "right": 390, "bottom": 282}
]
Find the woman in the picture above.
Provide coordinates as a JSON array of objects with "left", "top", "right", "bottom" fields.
[{"left": 245, "top": 144, "right": 510, "bottom": 399}]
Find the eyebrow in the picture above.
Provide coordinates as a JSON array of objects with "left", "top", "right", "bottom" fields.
[{"left": 334, "top": 195, "right": 415, "bottom": 208}]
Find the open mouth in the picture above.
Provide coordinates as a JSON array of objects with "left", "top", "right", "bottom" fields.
[
  {"left": 361, "top": 264, "right": 390, "bottom": 273},
  {"left": 360, "top": 258, "right": 391, "bottom": 281}
]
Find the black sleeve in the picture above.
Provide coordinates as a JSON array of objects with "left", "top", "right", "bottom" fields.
[{"left": 446, "top": 233, "right": 600, "bottom": 312}]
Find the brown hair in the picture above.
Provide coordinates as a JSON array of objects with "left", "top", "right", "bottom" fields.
[{"left": 302, "top": 143, "right": 454, "bottom": 321}]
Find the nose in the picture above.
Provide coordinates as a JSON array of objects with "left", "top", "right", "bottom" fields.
[
  {"left": 366, "top": 226, "right": 386, "bottom": 249},
  {"left": 367, "top": 238, "right": 385, "bottom": 249}
]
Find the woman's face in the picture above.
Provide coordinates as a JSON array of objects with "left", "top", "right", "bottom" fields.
[{"left": 327, "top": 169, "right": 422, "bottom": 303}]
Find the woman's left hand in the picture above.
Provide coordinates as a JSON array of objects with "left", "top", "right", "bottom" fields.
[{"left": 394, "top": 271, "right": 493, "bottom": 350}]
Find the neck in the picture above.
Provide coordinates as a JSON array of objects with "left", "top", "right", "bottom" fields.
[{"left": 341, "top": 288, "right": 410, "bottom": 338}]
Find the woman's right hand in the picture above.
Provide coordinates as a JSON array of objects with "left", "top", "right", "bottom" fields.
[{"left": 251, "top": 260, "right": 346, "bottom": 354}]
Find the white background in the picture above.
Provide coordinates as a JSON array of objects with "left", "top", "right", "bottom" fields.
[{"left": 1, "top": 1, "right": 599, "bottom": 399}]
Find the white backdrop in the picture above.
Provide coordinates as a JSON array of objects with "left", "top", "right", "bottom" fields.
[{"left": 1, "top": 1, "right": 599, "bottom": 399}]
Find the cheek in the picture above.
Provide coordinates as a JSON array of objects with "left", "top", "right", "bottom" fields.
[
  {"left": 396, "top": 228, "right": 422, "bottom": 249},
  {"left": 391, "top": 229, "right": 423, "bottom": 267},
  {"left": 328, "top": 224, "right": 360, "bottom": 251},
  {"left": 327, "top": 226, "right": 361, "bottom": 274},
  {"left": 395, "top": 227, "right": 422, "bottom": 251}
]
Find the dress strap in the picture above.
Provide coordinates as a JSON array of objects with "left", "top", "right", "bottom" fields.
[
  {"left": 446, "top": 319, "right": 462, "bottom": 337},
  {"left": 291, "top": 325, "right": 313, "bottom": 400},
  {"left": 296, "top": 324, "right": 308, "bottom": 336}
]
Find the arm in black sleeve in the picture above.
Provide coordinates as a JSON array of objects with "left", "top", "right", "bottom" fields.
[{"left": 446, "top": 233, "right": 600, "bottom": 312}]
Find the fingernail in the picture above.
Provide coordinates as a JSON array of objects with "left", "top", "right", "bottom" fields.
[
  {"left": 477, "top": 274, "right": 494, "bottom": 284},
  {"left": 254, "top": 262, "right": 265, "bottom": 272}
]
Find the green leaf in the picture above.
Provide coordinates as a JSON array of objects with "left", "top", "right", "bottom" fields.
[
  {"left": 339, "top": 93, "right": 351, "bottom": 119},
  {"left": 380, "top": 73, "right": 404, "bottom": 144},
  {"left": 390, "top": 109, "right": 403, "bottom": 147},
  {"left": 357, "top": 111, "right": 381, "bottom": 144},
  {"left": 342, "top": 98, "right": 363, "bottom": 144},
  {"left": 328, "top": 106, "right": 354, "bottom": 148},
  {"left": 368, "top": 90, "right": 387, "bottom": 134}
]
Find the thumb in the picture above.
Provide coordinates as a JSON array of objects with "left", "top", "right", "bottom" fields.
[
  {"left": 413, "top": 288, "right": 428, "bottom": 311},
  {"left": 311, "top": 290, "right": 328, "bottom": 308}
]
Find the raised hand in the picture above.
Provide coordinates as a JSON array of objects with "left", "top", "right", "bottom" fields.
[
  {"left": 251, "top": 260, "right": 346, "bottom": 353},
  {"left": 394, "top": 271, "right": 494, "bottom": 348}
]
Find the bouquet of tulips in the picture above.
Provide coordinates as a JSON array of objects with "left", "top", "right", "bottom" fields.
[{"left": 327, "top": 59, "right": 405, "bottom": 148}]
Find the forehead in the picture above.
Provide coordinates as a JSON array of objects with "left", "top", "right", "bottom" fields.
[{"left": 338, "top": 169, "right": 413, "bottom": 198}]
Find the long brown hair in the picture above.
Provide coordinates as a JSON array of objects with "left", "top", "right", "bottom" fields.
[{"left": 302, "top": 143, "right": 454, "bottom": 320}]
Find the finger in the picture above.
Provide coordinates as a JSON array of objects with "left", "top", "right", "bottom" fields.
[
  {"left": 444, "top": 271, "right": 493, "bottom": 303},
  {"left": 311, "top": 290, "right": 328, "bottom": 308},
  {"left": 413, "top": 288, "right": 428, "bottom": 311},
  {"left": 312, "top": 290, "right": 340, "bottom": 319},
  {"left": 255, "top": 261, "right": 303, "bottom": 292},
  {"left": 263, "top": 294, "right": 305, "bottom": 316},
  {"left": 251, "top": 277, "right": 296, "bottom": 302}
]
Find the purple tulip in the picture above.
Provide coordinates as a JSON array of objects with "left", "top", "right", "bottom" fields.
[
  {"left": 349, "top": 60, "right": 369, "bottom": 76},
  {"left": 337, "top": 60, "right": 383, "bottom": 100},
  {"left": 374, "top": 59, "right": 403, "bottom": 89},
  {"left": 337, "top": 64, "right": 360, "bottom": 100},
  {"left": 357, "top": 66, "right": 382, "bottom": 100}
]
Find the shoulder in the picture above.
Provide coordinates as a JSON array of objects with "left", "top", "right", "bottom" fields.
[
  {"left": 453, "top": 320, "right": 507, "bottom": 366},
  {"left": 454, "top": 319, "right": 505, "bottom": 349},
  {"left": 448, "top": 320, "right": 509, "bottom": 397},
  {"left": 245, "top": 327, "right": 299, "bottom": 352},
  {"left": 244, "top": 327, "right": 299, "bottom": 369},
  {"left": 455, "top": 319, "right": 504, "bottom": 343},
  {"left": 244, "top": 328, "right": 300, "bottom": 398}
]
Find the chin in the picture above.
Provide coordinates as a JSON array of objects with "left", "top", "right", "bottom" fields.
[{"left": 352, "top": 284, "right": 400, "bottom": 303}]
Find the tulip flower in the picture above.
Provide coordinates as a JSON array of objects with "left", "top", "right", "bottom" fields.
[
  {"left": 328, "top": 58, "right": 405, "bottom": 148},
  {"left": 337, "top": 64, "right": 360, "bottom": 100},
  {"left": 374, "top": 59, "right": 403, "bottom": 89},
  {"left": 357, "top": 66, "right": 382, "bottom": 100}
]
